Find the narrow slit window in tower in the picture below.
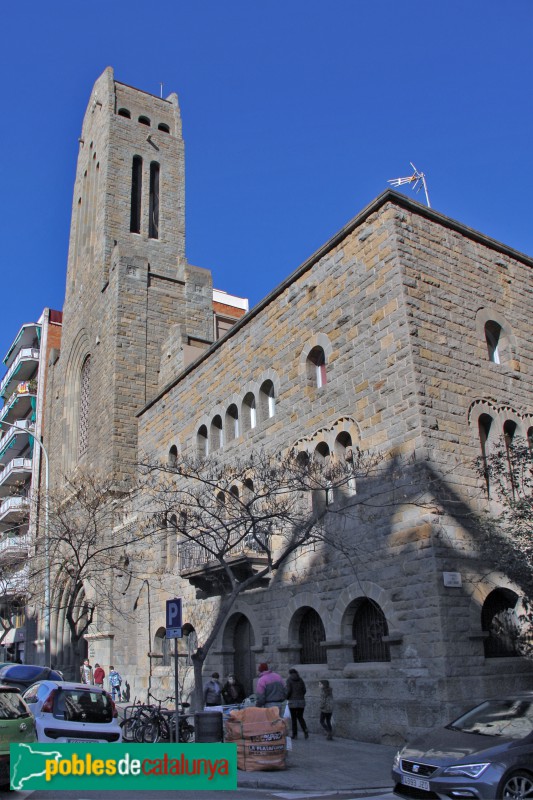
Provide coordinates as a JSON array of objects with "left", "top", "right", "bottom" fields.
[
  {"left": 130, "top": 156, "right": 142, "bottom": 234},
  {"left": 149, "top": 161, "right": 160, "bottom": 239}
]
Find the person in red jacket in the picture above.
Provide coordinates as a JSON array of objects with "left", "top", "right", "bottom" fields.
[{"left": 93, "top": 663, "right": 105, "bottom": 688}]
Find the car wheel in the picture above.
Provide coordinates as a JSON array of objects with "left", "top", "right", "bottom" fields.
[{"left": 500, "top": 770, "right": 533, "bottom": 799}]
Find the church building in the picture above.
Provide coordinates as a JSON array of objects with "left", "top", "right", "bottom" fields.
[{"left": 40, "top": 68, "right": 532, "bottom": 743}]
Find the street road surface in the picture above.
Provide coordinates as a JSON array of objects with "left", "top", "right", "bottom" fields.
[{"left": 2, "top": 789, "right": 395, "bottom": 800}]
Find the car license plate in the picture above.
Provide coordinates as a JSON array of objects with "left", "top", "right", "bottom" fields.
[
  {"left": 67, "top": 738, "right": 92, "bottom": 743},
  {"left": 402, "top": 774, "right": 430, "bottom": 791}
]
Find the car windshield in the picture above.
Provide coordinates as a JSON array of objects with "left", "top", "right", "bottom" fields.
[
  {"left": 449, "top": 698, "right": 533, "bottom": 740},
  {"left": 54, "top": 690, "right": 113, "bottom": 723},
  {"left": 0, "top": 691, "right": 31, "bottom": 720}
]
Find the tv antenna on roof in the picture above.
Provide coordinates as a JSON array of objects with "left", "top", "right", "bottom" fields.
[{"left": 388, "top": 162, "right": 431, "bottom": 208}]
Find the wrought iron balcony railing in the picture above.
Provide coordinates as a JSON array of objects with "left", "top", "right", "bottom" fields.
[
  {"left": 0, "top": 533, "right": 29, "bottom": 562},
  {"left": 178, "top": 531, "right": 271, "bottom": 573},
  {"left": 0, "top": 458, "right": 33, "bottom": 490},
  {"left": 0, "top": 348, "right": 40, "bottom": 399}
]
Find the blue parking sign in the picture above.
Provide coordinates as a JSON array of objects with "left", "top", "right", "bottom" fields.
[{"left": 166, "top": 598, "right": 182, "bottom": 638}]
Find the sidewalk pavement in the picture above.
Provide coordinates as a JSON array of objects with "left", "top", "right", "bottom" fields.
[
  {"left": 237, "top": 734, "right": 397, "bottom": 793},
  {"left": 116, "top": 705, "right": 396, "bottom": 794}
]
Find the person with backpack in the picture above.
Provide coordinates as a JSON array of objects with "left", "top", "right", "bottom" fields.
[{"left": 109, "top": 665, "right": 122, "bottom": 701}]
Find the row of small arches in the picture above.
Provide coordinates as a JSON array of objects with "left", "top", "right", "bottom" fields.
[
  {"left": 196, "top": 380, "right": 277, "bottom": 456},
  {"left": 478, "top": 413, "right": 532, "bottom": 497},
  {"left": 117, "top": 108, "right": 170, "bottom": 133},
  {"left": 191, "top": 346, "right": 328, "bottom": 457}
]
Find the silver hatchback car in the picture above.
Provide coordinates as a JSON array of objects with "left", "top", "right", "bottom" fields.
[
  {"left": 22, "top": 681, "right": 122, "bottom": 744},
  {"left": 392, "top": 692, "right": 533, "bottom": 799}
]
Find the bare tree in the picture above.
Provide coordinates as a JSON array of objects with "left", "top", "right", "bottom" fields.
[
  {"left": 475, "top": 437, "right": 533, "bottom": 654},
  {"left": 141, "top": 447, "right": 428, "bottom": 707},
  {"left": 28, "top": 472, "right": 151, "bottom": 671},
  {"left": 0, "top": 566, "right": 27, "bottom": 658}
]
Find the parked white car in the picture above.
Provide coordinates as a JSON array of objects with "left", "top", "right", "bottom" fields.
[{"left": 22, "top": 681, "right": 122, "bottom": 743}]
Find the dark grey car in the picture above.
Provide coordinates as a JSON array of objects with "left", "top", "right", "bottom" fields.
[{"left": 392, "top": 693, "right": 533, "bottom": 799}]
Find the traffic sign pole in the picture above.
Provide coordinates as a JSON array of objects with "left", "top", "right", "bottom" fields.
[{"left": 174, "top": 638, "right": 179, "bottom": 742}]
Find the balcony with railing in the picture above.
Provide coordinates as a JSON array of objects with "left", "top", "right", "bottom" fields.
[
  {"left": 0, "top": 496, "right": 30, "bottom": 530},
  {"left": 0, "top": 458, "right": 32, "bottom": 496},
  {"left": 178, "top": 531, "right": 271, "bottom": 596},
  {"left": 0, "top": 420, "right": 33, "bottom": 466},
  {"left": 0, "top": 534, "right": 29, "bottom": 563},
  {"left": 0, "top": 381, "right": 37, "bottom": 428},
  {"left": 0, "top": 564, "right": 28, "bottom": 596},
  {"left": 0, "top": 348, "right": 40, "bottom": 400}
]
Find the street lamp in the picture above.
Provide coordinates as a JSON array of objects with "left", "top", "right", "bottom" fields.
[
  {"left": 133, "top": 578, "right": 152, "bottom": 699},
  {"left": 0, "top": 419, "right": 50, "bottom": 666}
]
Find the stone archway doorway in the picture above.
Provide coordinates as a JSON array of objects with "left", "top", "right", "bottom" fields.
[{"left": 232, "top": 615, "right": 255, "bottom": 695}]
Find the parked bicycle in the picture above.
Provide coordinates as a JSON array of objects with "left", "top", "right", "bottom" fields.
[
  {"left": 120, "top": 700, "right": 155, "bottom": 742},
  {"left": 127, "top": 693, "right": 195, "bottom": 743}
]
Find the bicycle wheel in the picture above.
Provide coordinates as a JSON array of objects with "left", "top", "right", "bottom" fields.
[
  {"left": 179, "top": 722, "right": 195, "bottom": 743},
  {"left": 120, "top": 718, "right": 137, "bottom": 741},
  {"left": 143, "top": 718, "right": 170, "bottom": 743}
]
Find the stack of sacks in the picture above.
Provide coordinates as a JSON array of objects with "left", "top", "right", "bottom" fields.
[{"left": 225, "top": 706, "right": 287, "bottom": 771}]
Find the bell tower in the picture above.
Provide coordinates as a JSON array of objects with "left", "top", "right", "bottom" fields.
[{"left": 47, "top": 67, "right": 213, "bottom": 481}]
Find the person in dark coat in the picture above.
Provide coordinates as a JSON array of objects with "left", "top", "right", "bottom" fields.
[
  {"left": 285, "top": 668, "right": 309, "bottom": 738},
  {"left": 318, "top": 679, "right": 334, "bottom": 740},
  {"left": 203, "top": 672, "right": 223, "bottom": 706},
  {"left": 222, "top": 673, "right": 246, "bottom": 704}
]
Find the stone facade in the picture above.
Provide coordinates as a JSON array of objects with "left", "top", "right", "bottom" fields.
[{"left": 42, "top": 69, "right": 533, "bottom": 744}]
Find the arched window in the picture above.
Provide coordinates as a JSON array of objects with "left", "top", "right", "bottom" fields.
[
  {"left": 130, "top": 155, "right": 142, "bottom": 234},
  {"left": 478, "top": 414, "right": 493, "bottom": 498},
  {"left": 78, "top": 355, "right": 91, "bottom": 459},
  {"left": 225, "top": 404, "right": 239, "bottom": 441},
  {"left": 138, "top": 115, "right": 151, "bottom": 126},
  {"left": 118, "top": 108, "right": 131, "bottom": 119},
  {"left": 298, "top": 609, "right": 327, "bottom": 664},
  {"left": 149, "top": 161, "right": 160, "bottom": 239},
  {"left": 242, "top": 393, "right": 256, "bottom": 433},
  {"left": 503, "top": 420, "right": 517, "bottom": 497},
  {"left": 528, "top": 427, "right": 533, "bottom": 452},
  {"left": 197, "top": 425, "right": 209, "bottom": 458},
  {"left": 485, "top": 321, "right": 502, "bottom": 364},
  {"left": 481, "top": 588, "right": 520, "bottom": 658},
  {"left": 243, "top": 479, "right": 254, "bottom": 504},
  {"left": 313, "top": 442, "right": 331, "bottom": 514},
  {"left": 334, "top": 432, "right": 356, "bottom": 495},
  {"left": 210, "top": 415, "right": 223, "bottom": 451},
  {"left": 168, "top": 445, "right": 178, "bottom": 467},
  {"left": 158, "top": 123, "right": 170, "bottom": 133},
  {"left": 154, "top": 627, "right": 171, "bottom": 667},
  {"left": 259, "top": 380, "right": 275, "bottom": 420},
  {"left": 185, "top": 626, "right": 198, "bottom": 667},
  {"left": 307, "top": 346, "right": 327, "bottom": 388},
  {"left": 352, "top": 599, "right": 390, "bottom": 662}
]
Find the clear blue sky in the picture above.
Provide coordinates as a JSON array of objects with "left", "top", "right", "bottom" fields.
[{"left": 1, "top": 0, "right": 531, "bottom": 361}]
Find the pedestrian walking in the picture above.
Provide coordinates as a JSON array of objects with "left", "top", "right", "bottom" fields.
[
  {"left": 255, "top": 663, "right": 286, "bottom": 712},
  {"left": 93, "top": 663, "right": 105, "bottom": 688},
  {"left": 204, "top": 672, "right": 223, "bottom": 706},
  {"left": 222, "top": 673, "right": 246, "bottom": 704},
  {"left": 109, "top": 665, "right": 122, "bottom": 701},
  {"left": 286, "top": 668, "right": 308, "bottom": 738},
  {"left": 79, "top": 658, "right": 93, "bottom": 685},
  {"left": 318, "top": 679, "right": 333, "bottom": 740}
]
